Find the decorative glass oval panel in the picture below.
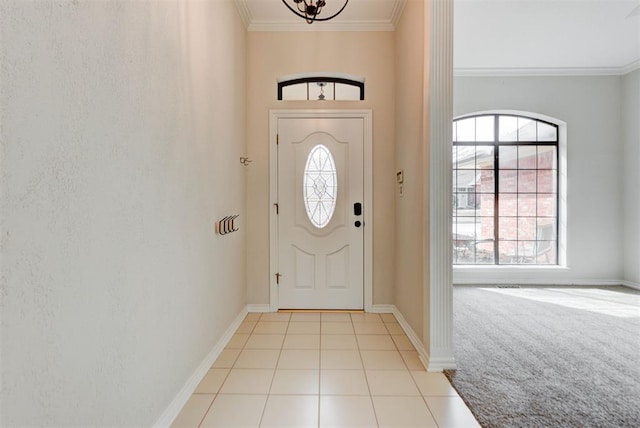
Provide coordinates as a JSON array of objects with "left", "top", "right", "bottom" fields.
[{"left": 303, "top": 144, "right": 337, "bottom": 228}]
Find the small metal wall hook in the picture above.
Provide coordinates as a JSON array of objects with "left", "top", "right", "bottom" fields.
[
  {"left": 240, "top": 157, "right": 252, "bottom": 166},
  {"left": 216, "top": 215, "right": 240, "bottom": 235}
]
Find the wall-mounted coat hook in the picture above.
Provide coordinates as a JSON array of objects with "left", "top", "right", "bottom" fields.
[
  {"left": 216, "top": 215, "right": 240, "bottom": 235},
  {"left": 240, "top": 157, "right": 252, "bottom": 166}
]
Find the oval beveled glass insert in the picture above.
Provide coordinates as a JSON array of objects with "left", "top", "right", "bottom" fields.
[{"left": 303, "top": 144, "right": 337, "bottom": 228}]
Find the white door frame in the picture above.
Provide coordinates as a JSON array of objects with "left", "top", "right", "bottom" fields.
[{"left": 269, "top": 109, "right": 373, "bottom": 312}]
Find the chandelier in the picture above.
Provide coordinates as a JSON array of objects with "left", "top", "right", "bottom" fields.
[{"left": 281, "top": 0, "right": 350, "bottom": 24}]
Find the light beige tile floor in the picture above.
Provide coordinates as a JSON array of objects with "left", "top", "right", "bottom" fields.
[{"left": 171, "top": 312, "right": 479, "bottom": 428}]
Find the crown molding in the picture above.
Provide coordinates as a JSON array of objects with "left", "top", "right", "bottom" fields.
[
  {"left": 247, "top": 20, "right": 395, "bottom": 32},
  {"left": 233, "top": 0, "right": 251, "bottom": 29},
  {"left": 454, "top": 61, "right": 640, "bottom": 77},
  {"left": 236, "top": 0, "right": 401, "bottom": 32},
  {"left": 621, "top": 59, "right": 640, "bottom": 75},
  {"left": 390, "top": 0, "right": 407, "bottom": 28}
]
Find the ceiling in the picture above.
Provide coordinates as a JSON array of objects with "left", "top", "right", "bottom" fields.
[
  {"left": 236, "top": 0, "right": 640, "bottom": 74},
  {"left": 235, "top": 0, "right": 404, "bottom": 31},
  {"left": 454, "top": 0, "right": 639, "bottom": 75}
]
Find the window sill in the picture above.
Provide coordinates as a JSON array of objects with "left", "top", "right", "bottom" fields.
[
  {"left": 453, "top": 264, "right": 572, "bottom": 285},
  {"left": 454, "top": 265, "right": 569, "bottom": 271}
]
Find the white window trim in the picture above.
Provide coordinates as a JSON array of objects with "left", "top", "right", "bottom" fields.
[{"left": 452, "top": 110, "right": 568, "bottom": 281}]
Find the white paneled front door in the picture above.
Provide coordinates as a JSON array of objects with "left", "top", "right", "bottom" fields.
[{"left": 275, "top": 117, "right": 364, "bottom": 309}]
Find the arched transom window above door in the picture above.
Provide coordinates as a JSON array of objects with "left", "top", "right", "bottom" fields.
[{"left": 278, "top": 73, "right": 365, "bottom": 101}]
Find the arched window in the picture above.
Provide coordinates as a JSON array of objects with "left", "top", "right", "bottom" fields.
[
  {"left": 278, "top": 73, "right": 364, "bottom": 101},
  {"left": 453, "top": 113, "right": 561, "bottom": 265}
]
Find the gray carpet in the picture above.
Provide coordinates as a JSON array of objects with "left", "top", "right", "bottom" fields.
[{"left": 444, "top": 285, "right": 640, "bottom": 428}]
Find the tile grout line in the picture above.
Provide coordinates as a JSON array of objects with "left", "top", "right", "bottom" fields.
[
  {"left": 194, "top": 360, "right": 235, "bottom": 426},
  {"left": 420, "top": 392, "right": 442, "bottom": 428},
  {"left": 196, "top": 312, "right": 257, "bottom": 428},
  {"left": 195, "top": 395, "right": 216, "bottom": 428},
  {"left": 353, "top": 312, "right": 381, "bottom": 428},
  {"left": 257, "top": 312, "right": 290, "bottom": 427},
  {"left": 385, "top": 314, "right": 443, "bottom": 425},
  {"left": 191, "top": 311, "right": 452, "bottom": 427},
  {"left": 384, "top": 309, "right": 443, "bottom": 427}
]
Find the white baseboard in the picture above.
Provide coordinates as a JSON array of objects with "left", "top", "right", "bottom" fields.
[
  {"left": 454, "top": 279, "right": 624, "bottom": 286},
  {"left": 155, "top": 301, "right": 457, "bottom": 426},
  {"left": 426, "top": 356, "right": 457, "bottom": 372},
  {"left": 622, "top": 280, "right": 640, "bottom": 291},
  {"left": 154, "top": 308, "right": 248, "bottom": 427},
  {"left": 383, "top": 305, "right": 429, "bottom": 372},
  {"left": 369, "top": 304, "right": 395, "bottom": 313},
  {"left": 246, "top": 304, "right": 272, "bottom": 313},
  {"left": 384, "top": 305, "right": 456, "bottom": 372}
]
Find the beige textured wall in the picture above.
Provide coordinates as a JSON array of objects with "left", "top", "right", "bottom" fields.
[
  {"left": 394, "top": 0, "right": 426, "bottom": 339},
  {"left": 0, "top": 1, "right": 246, "bottom": 425},
  {"left": 246, "top": 31, "right": 395, "bottom": 306}
]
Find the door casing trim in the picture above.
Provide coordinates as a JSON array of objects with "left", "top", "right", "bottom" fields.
[{"left": 269, "top": 109, "right": 373, "bottom": 312}]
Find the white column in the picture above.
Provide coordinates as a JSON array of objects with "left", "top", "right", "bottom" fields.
[{"left": 426, "top": 0, "right": 455, "bottom": 371}]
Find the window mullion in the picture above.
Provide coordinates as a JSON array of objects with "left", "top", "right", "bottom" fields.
[{"left": 494, "top": 115, "right": 500, "bottom": 265}]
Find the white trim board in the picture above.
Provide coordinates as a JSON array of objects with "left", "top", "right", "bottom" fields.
[
  {"left": 234, "top": 0, "right": 406, "bottom": 32},
  {"left": 155, "top": 301, "right": 451, "bottom": 427},
  {"left": 233, "top": 0, "right": 251, "bottom": 28},
  {"left": 369, "top": 304, "right": 395, "bottom": 314},
  {"left": 153, "top": 308, "right": 248, "bottom": 427},
  {"left": 622, "top": 280, "right": 640, "bottom": 291},
  {"left": 389, "top": 307, "right": 430, "bottom": 372},
  {"left": 453, "top": 278, "right": 625, "bottom": 286},
  {"left": 269, "top": 110, "right": 374, "bottom": 313},
  {"left": 371, "top": 304, "right": 455, "bottom": 373},
  {"left": 389, "top": 0, "right": 407, "bottom": 28},
  {"left": 246, "top": 304, "right": 272, "bottom": 313},
  {"left": 454, "top": 61, "right": 640, "bottom": 77},
  {"left": 621, "top": 59, "right": 640, "bottom": 75},
  {"left": 248, "top": 21, "right": 395, "bottom": 32}
]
